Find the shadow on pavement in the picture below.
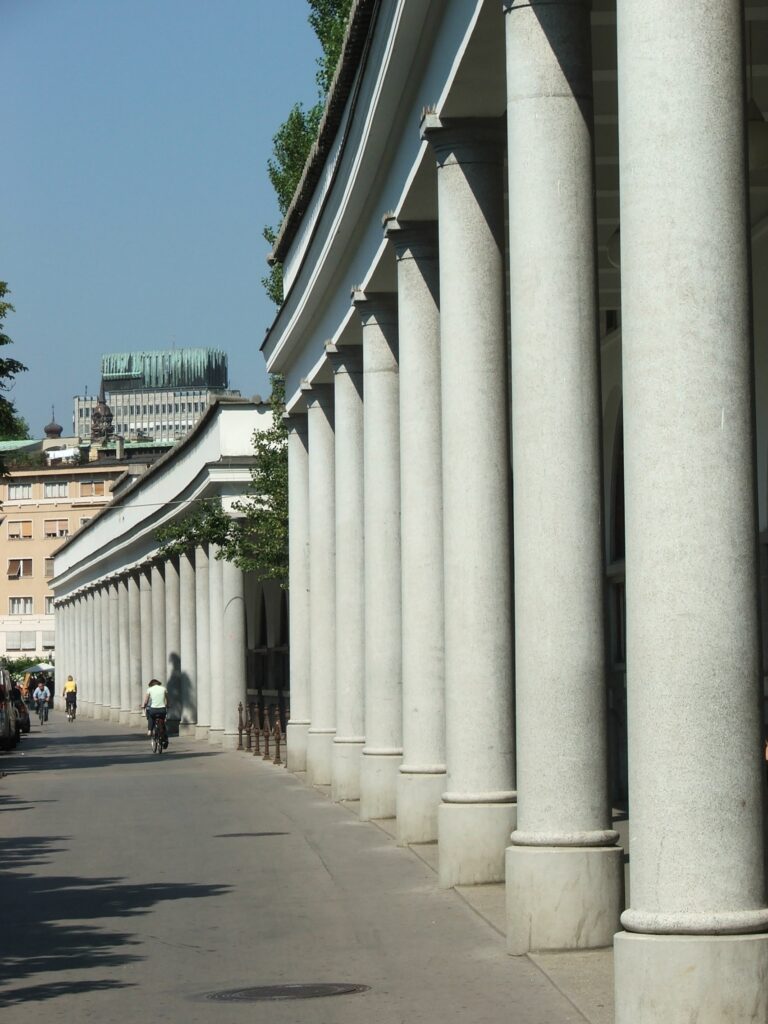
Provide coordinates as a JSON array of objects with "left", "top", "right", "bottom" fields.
[
  {"left": 3, "top": 747, "right": 222, "bottom": 776},
  {"left": 0, "top": 833, "right": 231, "bottom": 1006}
]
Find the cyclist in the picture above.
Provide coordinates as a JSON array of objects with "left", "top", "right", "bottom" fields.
[
  {"left": 63, "top": 675, "right": 77, "bottom": 719},
  {"left": 142, "top": 679, "right": 168, "bottom": 747},
  {"left": 32, "top": 679, "right": 51, "bottom": 723}
]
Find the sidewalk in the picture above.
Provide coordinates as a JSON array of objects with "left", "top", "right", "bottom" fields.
[{"left": 0, "top": 717, "right": 612, "bottom": 1023}]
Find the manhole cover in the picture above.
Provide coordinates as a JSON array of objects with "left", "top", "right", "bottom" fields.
[{"left": 204, "top": 983, "right": 369, "bottom": 1002}]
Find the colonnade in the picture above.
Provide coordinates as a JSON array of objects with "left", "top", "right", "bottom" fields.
[
  {"left": 55, "top": 546, "right": 247, "bottom": 748},
  {"left": 283, "top": 2, "right": 768, "bottom": 1019}
]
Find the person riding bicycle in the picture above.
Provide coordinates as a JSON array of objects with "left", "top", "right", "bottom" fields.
[
  {"left": 32, "top": 680, "right": 51, "bottom": 722},
  {"left": 64, "top": 675, "right": 77, "bottom": 717},
  {"left": 142, "top": 679, "right": 168, "bottom": 747}
]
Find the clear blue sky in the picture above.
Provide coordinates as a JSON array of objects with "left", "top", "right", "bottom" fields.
[{"left": 1, "top": 0, "right": 321, "bottom": 435}]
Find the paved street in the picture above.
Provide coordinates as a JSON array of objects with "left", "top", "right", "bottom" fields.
[{"left": 0, "top": 716, "right": 587, "bottom": 1024}]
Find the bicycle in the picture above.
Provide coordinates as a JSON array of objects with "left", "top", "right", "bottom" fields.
[
  {"left": 65, "top": 697, "right": 77, "bottom": 722},
  {"left": 149, "top": 714, "right": 168, "bottom": 755},
  {"left": 36, "top": 701, "right": 47, "bottom": 726}
]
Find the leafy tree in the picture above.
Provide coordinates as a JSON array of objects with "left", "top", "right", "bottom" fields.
[
  {"left": 155, "top": 497, "right": 232, "bottom": 560},
  {"left": 0, "top": 282, "right": 28, "bottom": 450},
  {"left": 262, "top": 0, "right": 353, "bottom": 305}
]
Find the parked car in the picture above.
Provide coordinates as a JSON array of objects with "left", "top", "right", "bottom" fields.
[{"left": 13, "top": 698, "right": 30, "bottom": 735}]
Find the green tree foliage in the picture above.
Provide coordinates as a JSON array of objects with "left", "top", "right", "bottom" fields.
[
  {"left": 262, "top": 0, "right": 353, "bottom": 305},
  {"left": 0, "top": 283, "right": 28, "bottom": 448},
  {"left": 155, "top": 497, "right": 232, "bottom": 560},
  {"left": 221, "top": 375, "right": 288, "bottom": 581}
]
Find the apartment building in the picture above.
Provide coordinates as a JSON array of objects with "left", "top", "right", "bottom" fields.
[{"left": 0, "top": 463, "right": 125, "bottom": 659}]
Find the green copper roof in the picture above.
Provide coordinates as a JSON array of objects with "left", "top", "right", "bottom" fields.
[{"left": 101, "top": 348, "right": 228, "bottom": 391}]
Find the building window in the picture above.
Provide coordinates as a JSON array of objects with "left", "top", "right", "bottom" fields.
[
  {"left": 80, "top": 480, "right": 106, "bottom": 497},
  {"left": 8, "top": 483, "right": 31, "bottom": 500},
  {"left": 42, "top": 631, "right": 55, "bottom": 649},
  {"left": 8, "top": 520, "right": 33, "bottom": 540},
  {"left": 7, "top": 558, "right": 32, "bottom": 579},
  {"left": 44, "top": 518, "right": 69, "bottom": 538},
  {"left": 44, "top": 481, "right": 68, "bottom": 499},
  {"left": 45, "top": 597, "right": 55, "bottom": 615},
  {"left": 9, "top": 597, "right": 33, "bottom": 615},
  {"left": 6, "top": 631, "right": 36, "bottom": 651},
  {"left": 44, "top": 558, "right": 54, "bottom": 578}
]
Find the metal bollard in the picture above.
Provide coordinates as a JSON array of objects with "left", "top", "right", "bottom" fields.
[
  {"left": 245, "top": 704, "right": 252, "bottom": 752},
  {"left": 273, "top": 717, "right": 283, "bottom": 766},
  {"left": 262, "top": 708, "right": 271, "bottom": 760},
  {"left": 252, "top": 703, "right": 260, "bottom": 755},
  {"left": 237, "top": 702, "right": 244, "bottom": 751}
]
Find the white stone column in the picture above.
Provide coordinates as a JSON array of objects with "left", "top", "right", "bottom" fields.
[
  {"left": 422, "top": 116, "right": 515, "bottom": 886},
  {"left": 179, "top": 549, "right": 197, "bottom": 733},
  {"left": 194, "top": 545, "right": 211, "bottom": 740},
  {"left": 76, "top": 593, "right": 87, "bottom": 712},
  {"left": 286, "top": 417, "right": 311, "bottom": 771},
  {"left": 306, "top": 384, "right": 337, "bottom": 786},
  {"left": 384, "top": 218, "right": 446, "bottom": 846},
  {"left": 164, "top": 556, "right": 181, "bottom": 725},
  {"left": 151, "top": 561, "right": 166, "bottom": 685},
  {"left": 221, "top": 558, "right": 246, "bottom": 749},
  {"left": 117, "top": 575, "right": 131, "bottom": 724},
  {"left": 208, "top": 544, "right": 224, "bottom": 744},
  {"left": 354, "top": 291, "right": 402, "bottom": 821},
  {"left": 128, "top": 570, "right": 143, "bottom": 726},
  {"left": 108, "top": 579, "right": 120, "bottom": 721},
  {"left": 613, "top": 3, "right": 768, "bottom": 1020},
  {"left": 100, "top": 583, "right": 111, "bottom": 721},
  {"left": 92, "top": 585, "right": 104, "bottom": 717},
  {"left": 327, "top": 347, "right": 366, "bottom": 801},
  {"left": 503, "top": 0, "right": 623, "bottom": 954},
  {"left": 139, "top": 567, "right": 153, "bottom": 698}
]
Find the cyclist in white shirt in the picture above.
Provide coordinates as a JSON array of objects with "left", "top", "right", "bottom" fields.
[
  {"left": 142, "top": 679, "right": 168, "bottom": 745},
  {"left": 32, "top": 681, "right": 51, "bottom": 722}
]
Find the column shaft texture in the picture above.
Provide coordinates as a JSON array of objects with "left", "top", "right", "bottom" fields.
[
  {"left": 151, "top": 563, "right": 166, "bottom": 685},
  {"left": 387, "top": 221, "right": 446, "bottom": 845},
  {"left": 92, "top": 587, "right": 104, "bottom": 715},
  {"left": 128, "top": 572, "right": 143, "bottom": 722},
  {"left": 357, "top": 293, "right": 402, "bottom": 820},
  {"left": 330, "top": 350, "right": 366, "bottom": 801},
  {"left": 307, "top": 385, "right": 337, "bottom": 786},
  {"left": 117, "top": 577, "right": 131, "bottom": 723},
  {"left": 208, "top": 545, "right": 224, "bottom": 742},
  {"left": 615, "top": 3, "right": 768, "bottom": 1020},
  {"left": 164, "top": 558, "right": 181, "bottom": 722},
  {"left": 108, "top": 581, "right": 120, "bottom": 720},
  {"left": 424, "top": 118, "right": 515, "bottom": 885},
  {"left": 85, "top": 591, "right": 95, "bottom": 713},
  {"left": 287, "top": 419, "right": 311, "bottom": 770},
  {"left": 504, "top": 0, "right": 622, "bottom": 954},
  {"left": 139, "top": 569, "right": 153, "bottom": 693},
  {"left": 179, "top": 550, "right": 197, "bottom": 728},
  {"left": 100, "top": 585, "right": 111, "bottom": 720},
  {"left": 194, "top": 545, "right": 211, "bottom": 739},
  {"left": 221, "top": 559, "right": 246, "bottom": 749}
]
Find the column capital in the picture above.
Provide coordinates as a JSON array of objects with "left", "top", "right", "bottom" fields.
[
  {"left": 383, "top": 217, "right": 439, "bottom": 262},
  {"left": 325, "top": 342, "right": 363, "bottom": 376},
  {"left": 420, "top": 113, "right": 504, "bottom": 166},
  {"left": 304, "top": 381, "right": 335, "bottom": 410},
  {"left": 351, "top": 289, "right": 398, "bottom": 328}
]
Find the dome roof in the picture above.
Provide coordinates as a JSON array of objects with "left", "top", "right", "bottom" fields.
[{"left": 44, "top": 407, "right": 63, "bottom": 438}]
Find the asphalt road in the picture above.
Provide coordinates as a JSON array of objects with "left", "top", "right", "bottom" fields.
[{"left": 0, "top": 715, "right": 584, "bottom": 1024}]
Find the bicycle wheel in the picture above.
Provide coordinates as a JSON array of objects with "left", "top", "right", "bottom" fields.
[{"left": 38, "top": 706, "right": 45, "bottom": 726}]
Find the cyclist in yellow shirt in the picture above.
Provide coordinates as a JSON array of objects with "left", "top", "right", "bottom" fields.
[{"left": 64, "top": 675, "right": 77, "bottom": 721}]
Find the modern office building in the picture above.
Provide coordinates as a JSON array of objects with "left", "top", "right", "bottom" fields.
[{"left": 73, "top": 348, "right": 240, "bottom": 442}]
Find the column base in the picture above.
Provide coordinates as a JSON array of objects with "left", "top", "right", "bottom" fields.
[
  {"left": 92, "top": 704, "right": 105, "bottom": 720},
  {"left": 208, "top": 728, "right": 224, "bottom": 746},
  {"left": 286, "top": 720, "right": 310, "bottom": 772},
  {"left": 438, "top": 800, "right": 516, "bottom": 888},
  {"left": 359, "top": 750, "right": 402, "bottom": 821},
  {"left": 109, "top": 707, "right": 121, "bottom": 724},
  {"left": 614, "top": 930, "right": 768, "bottom": 1024},
  {"left": 221, "top": 731, "right": 240, "bottom": 750},
  {"left": 118, "top": 709, "right": 133, "bottom": 726},
  {"left": 194, "top": 725, "right": 210, "bottom": 741},
  {"left": 506, "top": 844, "right": 624, "bottom": 954},
  {"left": 331, "top": 737, "right": 364, "bottom": 801},
  {"left": 177, "top": 722, "right": 196, "bottom": 737},
  {"left": 396, "top": 769, "right": 446, "bottom": 846},
  {"left": 306, "top": 729, "right": 335, "bottom": 786}
]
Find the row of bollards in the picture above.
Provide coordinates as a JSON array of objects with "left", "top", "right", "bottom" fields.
[{"left": 237, "top": 701, "right": 286, "bottom": 767}]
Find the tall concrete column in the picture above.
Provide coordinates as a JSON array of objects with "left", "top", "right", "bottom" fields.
[
  {"left": 327, "top": 347, "right": 365, "bottom": 801},
  {"left": 151, "top": 562, "right": 166, "bottom": 686},
  {"left": 384, "top": 218, "right": 446, "bottom": 846},
  {"left": 306, "top": 384, "right": 337, "bottom": 786},
  {"left": 503, "top": 0, "right": 623, "bottom": 954},
  {"left": 76, "top": 594, "right": 87, "bottom": 711},
  {"left": 139, "top": 567, "right": 153, "bottom": 696},
  {"left": 614, "top": 4, "right": 768, "bottom": 1020},
  {"left": 117, "top": 575, "right": 131, "bottom": 724},
  {"left": 354, "top": 291, "right": 402, "bottom": 821},
  {"left": 92, "top": 586, "right": 104, "bottom": 717},
  {"left": 221, "top": 558, "right": 246, "bottom": 749},
  {"left": 423, "top": 116, "right": 515, "bottom": 886},
  {"left": 208, "top": 544, "right": 224, "bottom": 744},
  {"left": 100, "top": 584, "right": 111, "bottom": 722},
  {"left": 108, "top": 579, "right": 120, "bottom": 721},
  {"left": 286, "top": 417, "right": 311, "bottom": 771},
  {"left": 164, "top": 557, "right": 181, "bottom": 724},
  {"left": 179, "top": 549, "right": 197, "bottom": 732},
  {"left": 128, "top": 571, "right": 143, "bottom": 725},
  {"left": 194, "top": 545, "right": 211, "bottom": 740}
]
